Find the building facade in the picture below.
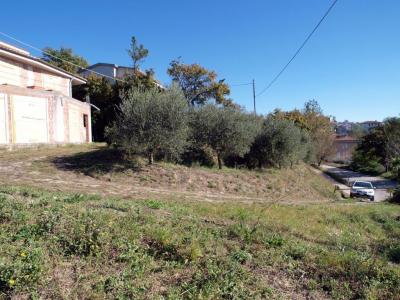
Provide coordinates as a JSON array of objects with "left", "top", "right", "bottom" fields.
[
  {"left": 78, "top": 63, "right": 164, "bottom": 88},
  {"left": 328, "top": 135, "right": 360, "bottom": 163},
  {"left": 0, "top": 41, "right": 91, "bottom": 146}
]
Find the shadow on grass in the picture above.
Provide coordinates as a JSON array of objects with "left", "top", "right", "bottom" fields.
[{"left": 51, "top": 148, "right": 140, "bottom": 177}]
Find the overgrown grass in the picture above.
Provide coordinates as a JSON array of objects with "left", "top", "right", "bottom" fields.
[{"left": 0, "top": 185, "right": 399, "bottom": 299}]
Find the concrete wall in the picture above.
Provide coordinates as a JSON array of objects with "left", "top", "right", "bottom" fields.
[
  {"left": 0, "top": 85, "right": 91, "bottom": 146},
  {"left": 0, "top": 56, "right": 70, "bottom": 96},
  {"left": 328, "top": 140, "right": 359, "bottom": 163},
  {"left": 116, "top": 66, "right": 134, "bottom": 78}
]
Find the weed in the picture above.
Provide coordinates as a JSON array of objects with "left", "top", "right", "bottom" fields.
[
  {"left": 143, "top": 199, "right": 162, "bottom": 210},
  {"left": 231, "top": 249, "right": 252, "bottom": 264},
  {"left": 264, "top": 233, "right": 285, "bottom": 248}
]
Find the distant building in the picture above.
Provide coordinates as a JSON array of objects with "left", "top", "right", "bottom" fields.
[
  {"left": 334, "top": 120, "right": 382, "bottom": 137},
  {"left": 78, "top": 63, "right": 133, "bottom": 80},
  {"left": 360, "top": 120, "right": 381, "bottom": 132},
  {"left": 328, "top": 135, "right": 360, "bottom": 163},
  {"left": 335, "top": 120, "right": 353, "bottom": 136},
  {"left": 0, "top": 41, "right": 91, "bottom": 146},
  {"left": 78, "top": 63, "right": 164, "bottom": 88}
]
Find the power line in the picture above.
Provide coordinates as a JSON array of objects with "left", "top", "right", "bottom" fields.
[
  {"left": 0, "top": 31, "right": 127, "bottom": 83},
  {"left": 1, "top": 31, "right": 254, "bottom": 89},
  {"left": 256, "top": 0, "right": 339, "bottom": 97},
  {"left": 230, "top": 82, "right": 252, "bottom": 87}
]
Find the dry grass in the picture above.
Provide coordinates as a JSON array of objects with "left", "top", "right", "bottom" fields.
[{"left": 0, "top": 144, "right": 336, "bottom": 204}]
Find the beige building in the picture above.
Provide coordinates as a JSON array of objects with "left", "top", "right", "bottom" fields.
[
  {"left": 0, "top": 41, "right": 91, "bottom": 146},
  {"left": 328, "top": 135, "right": 360, "bottom": 163}
]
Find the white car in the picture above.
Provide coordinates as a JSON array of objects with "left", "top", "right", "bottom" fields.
[{"left": 350, "top": 181, "right": 375, "bottom": 201}]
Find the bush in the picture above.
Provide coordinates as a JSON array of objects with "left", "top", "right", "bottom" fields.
[
  {"left": 249, "top": 117, "right": 312, "bottom": 168},
  {"left": 108, "top": 85, "right": 189, "bottom": 164},
  {"left": 188, "top": 104, "right": 260, "bottom": 169},
  {"left": 390, "top": 188, "right": 400, "bottom": 204},
  {"left": 351, "top": 150, "right": 386, "bottom": 175},
  {"left": 181, "top": 145, "right": 215, "bottom": 167}
]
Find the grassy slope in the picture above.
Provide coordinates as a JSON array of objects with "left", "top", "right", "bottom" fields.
[
  {"left": 0, "top": 144, "right": 336, "bottom": 204},
  {"left": 0, "top": 186, "right": 399, "bottom": 299}
]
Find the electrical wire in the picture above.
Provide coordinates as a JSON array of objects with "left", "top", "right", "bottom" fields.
[
  {"left": 0, "top": 31, "right": 127, "bottom": 83},
  {"left": 0, "top": 32, "right": 257, "bottom": 89},
  {"left": 256, "top": 0, "right": 339, "bottom": 97},
  {"left": 230, "top": 82, "right": 252, "bottom": 87}
]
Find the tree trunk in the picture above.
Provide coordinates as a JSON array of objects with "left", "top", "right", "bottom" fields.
[
  {"left": 217, "top": 153, "right": 222, "bottom": 170},
  {"left": 148, "top": 151, "right": 154, "bottom": 165}
]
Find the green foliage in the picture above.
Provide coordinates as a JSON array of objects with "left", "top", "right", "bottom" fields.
[
  {"left": 108, "top": 85, "right": 189, "bottom": 164},
  {"left": 231, "top": 249, "right": 253, "bottom": 264},
  {"left": 302, "top": 100, "right": 335, "bottom": 165},
  {"left": 189, "top": 104, "right": 260, "bottom": 169},
  {"left": 391, "top": 188, "right": 400, "bottom": 204},
  {"left": 41, "top": 47, "right": 88, "bottom": 74},
  {"left": 167, "top": 59, "right": 234, "bottom": 107},
  {"left": 128, "top": 36, "right": 149, "bottom": 71},
  {"left": 269, "top": 100, "right": 334, "bottom": 166},
  {"left": 249, "top": 117, "right": 312, "bottom": 168},
  {"left": 1, "top": 186, "right": 400, "bottom": 298},
  {"left": 349, "top": 123, "right": 367, "bottom": 139},
  {"left": 73, "top": 75, "right": 116, "bottom": 141},
  {"left": 264, "top": 233, "right": 285, "bottom": 247},
  {"left": 0, "top": 247, "right": 43, "bottom": 294},
  {"left": 385, "top": 117, "right": 400, "bottom": 176},
  {"left": 57, "top": 213, "right": 103, "bottom": 257},
  {"left": 351, "top": 117, "right": 400, "bottom": 177},
  {"left": 143, "top": 199, "right": 162, "bottom": 209},
  {"left": 73, "top": 37, "right": 159, "bottom": 142},
  {"left": 351, "top": 149, "right": 386, "bottom": 175},
  {"left": 286, "top": 243, "right": 307, "bottom": 260}
]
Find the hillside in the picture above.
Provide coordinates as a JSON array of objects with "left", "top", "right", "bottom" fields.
[
  {"left": 0, "top": 185, "right": 399, "bottom": 299},
  {"left": 0, "top": 144, "right": 335, "bottom": 204},
  {"left": 2, "top": 145, "right": 399, "bottom": 299}
]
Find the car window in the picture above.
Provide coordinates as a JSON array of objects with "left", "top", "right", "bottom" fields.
[{"left": 353, "top": 182, "right": 373, "bottom": 188}]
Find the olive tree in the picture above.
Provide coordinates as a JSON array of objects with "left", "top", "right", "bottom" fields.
[
  {"left": 189, "top": 104, "right": 259, "bottom": 169},
  {"left": 250, "top": 117, "right": 311, "bottom": 168},
  {"left": 108, "top": 85, "right": 188, "bottom": 164}
]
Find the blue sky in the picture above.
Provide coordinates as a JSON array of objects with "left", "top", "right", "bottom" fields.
[{"left": 1, "top": 0, "right": 399, "bottom": 121}]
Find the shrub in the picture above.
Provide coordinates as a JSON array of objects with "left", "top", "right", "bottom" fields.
[
  {"left": 108, "top": 85, "right": 189, "bottom": 164},
  {"left": 249, "top": 117, "right": 312, "bottom": 168},
  {"left": 188, "top": 104, "right": 260, "bottom": 169},
  {"left": 390, "top": 188, "right": 400, "bottom": 204}
]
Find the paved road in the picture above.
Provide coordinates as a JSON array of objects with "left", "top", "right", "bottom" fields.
[{"left": 321, "top": 165, "right": 398, "bottom": 202}]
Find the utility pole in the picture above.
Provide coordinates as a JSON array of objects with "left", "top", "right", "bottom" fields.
[{"left": 252, "top": 79, "right": 256, "bottom": 116}]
